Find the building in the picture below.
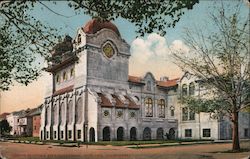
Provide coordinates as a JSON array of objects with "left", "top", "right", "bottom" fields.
[
  {"left": 6, "top": 110, "right": 26, "bottom": 135},
  {"left": 40, "top": 19, "right": 179, "bottom": 142},
  {"left": 40, "top": 19, "right": 250, "bottom": 142},
  {"left": 17, "top": 105, "right": 42, "bottom": 137},
  {"left": 177, "top": 72, "right": 250, "bottom": 140},
  {"left": 30, "top": 105, "right": 42, "bottom": 137}
]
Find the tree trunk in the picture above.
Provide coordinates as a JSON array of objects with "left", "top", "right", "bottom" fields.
[{"left": 232, "top": 111, "right": 240, "bottom": 151}]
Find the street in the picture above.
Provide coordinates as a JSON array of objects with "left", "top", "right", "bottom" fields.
[{"left": 0, "top": 141, "right": 249, "bottom": 159}]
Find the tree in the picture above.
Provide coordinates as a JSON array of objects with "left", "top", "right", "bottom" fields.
[
  {"left": 0, "top": 1, "right": 58, "bottom": 91},
  {"left": 0, "top": 119, "right": 12, "bottom": 135},
  {"left": 172, "top": 3, "right": 249, "bottom": 151},
  {"left": 0, "top": 0, "right": 198, "bottom": 91}
]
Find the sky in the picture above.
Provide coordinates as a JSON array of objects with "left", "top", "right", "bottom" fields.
[{"left": 0, "top": 1, "right": 249, "bottom": 113}]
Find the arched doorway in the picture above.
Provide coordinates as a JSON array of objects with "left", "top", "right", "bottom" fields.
[
  {"left": 168, "top": 128, "right": 175, "bottom": 140},
  {"left": 130, "top": 127, "right": 137, "bottom": 141},
  {"left": 157, "top": 128, "right": 164, "bottom": 140},
  {"left": 143, "top": 127, "right": 151, "bottom": 140},
  {"left": 89, "top": 127, "right": 95, "bottom": 142},
  {"left": 103, "top": 126, "right": 110, "bottom": 141},
  {"left": 117, "top": 127, "right": 124, "bottom": 141}
]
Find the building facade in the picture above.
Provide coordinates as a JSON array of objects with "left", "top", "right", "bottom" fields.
[
  {"left": 178, "top": 72, "right": 250, "bottom": 140},
  {"left": 40, "top": 19, "right": 178, "bottom": 142},
  {"left": 17, "top": 105, "right": 42, "bottom": 137},
  {"left": 6, "top": 110, "right": 26, "bottom": 135},
  {"left": 40, "top": 19, "right": 250, "bottom": 142}
]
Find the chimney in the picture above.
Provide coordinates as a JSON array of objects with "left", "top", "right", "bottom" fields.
[{"left": 160, "top": 76, "right": 169, "bottom": 81}]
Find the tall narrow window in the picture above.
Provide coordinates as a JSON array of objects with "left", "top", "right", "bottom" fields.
[
  {"left": 77, "top": 34, "right": 81, "bottom": 44},
  {"left": 56, "top": 74, "right": 60, "bottom": 84},
  {"left": 189, "top": 82, "right": 195, "bottom": 96},
  {"left": 182, "top": 84, "right": 187, "bottom": 96},
  {"left": 189, "top": 109, "right": 195, "bottom": 120},
  {"left": 147, "top": 81, "right": 151, "bottom": 91},
  {"left": 170, "top": 106, "right": 175, "bottom": 117},
  {"left": 158, "top": 99, "right": 165, "bottom": 118},
  {"left": 70, "top": 68, "right": 75, "bottom": 78},
  {"left": 182, "top": 107, "right": 188, "bottom": 121},
  {"left": 145, "top": 98, "right": 153, "bottom": 117},
  {"left": 63, "top": 71, "right": 67, "bottom": 81}
]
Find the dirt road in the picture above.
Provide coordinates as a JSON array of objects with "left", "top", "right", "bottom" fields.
[{"left": 0, "top": 141, "right": 249, "bottom": 159}]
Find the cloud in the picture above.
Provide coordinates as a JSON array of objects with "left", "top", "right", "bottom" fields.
[{"left": 129, "top": 33, "right": 189, "bottom": 79}]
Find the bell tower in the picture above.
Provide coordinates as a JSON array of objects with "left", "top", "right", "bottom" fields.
[{"left": 75, "top": 19, "right": 131, "bottom": 89}]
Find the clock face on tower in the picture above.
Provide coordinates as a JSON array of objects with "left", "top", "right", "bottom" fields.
[{"left": 102, "top": 42, "right": 115, "bottom": 58}]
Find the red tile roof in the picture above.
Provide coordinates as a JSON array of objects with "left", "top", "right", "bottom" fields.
[
  {"left": 112, "top": 95, "right": 126, "bottom": 108},
  {"left": 128, "top": 75, "right": 144, "bottom": 84},
  {"left": 97, "top": 93, "right": 113, "bottom": 107},
  {"left": 53, "top": 85, "right": 74, "bottom": 96},
  {"left": 83, "top": 19, "right": 120, "bottom": 36},
  {"left": 125, "top": 96, "right": 140, "bottom": 109},
  {"left": 157, "top": 78, "right": 179, "bottom": 88},
  {"left": 0, "top": 113, "right": 10, "bottom": 119}
]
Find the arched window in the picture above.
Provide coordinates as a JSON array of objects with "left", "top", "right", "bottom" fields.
[
  {"left": 189, "top": 82, "right": 195, "bottom": 96},
  {"left": 117, "top": 127, "right": 124, "bottom": 141},
  {"left": 103, "top": 126, "right": 110, "bottom": 141},
  {"left": 182, "top": 107, "right": 188, "bottom": 121},
  {"left": 56, "top": 74, "right": 60, "bottom": 84},
  {"left": 70, "top": 68, "right": 75, "bottom": 78},
  {"left": 170, "top": 106, "right": 175, "bottom": 117},
  {"left": 89, "top": 127, "right": 95, "bottom": 142},
  {"left": 182, "top": 84, "right": 187, "bottom": 96},
  {"left": 145, "top": 98, "right": 153, "bottom": 117},
  {"left": 77, "top": 34, "right": 81, "bottom": 44},
  {"left": 157, "top": 128, "right": 164, "bottom": 140},
  {"left": 158, "top": 99, "right": 165, "bottom": 118},
  {"left": 63, "top": 71, "right": 68, "bottom": 81},
  {"left": 130, "top": 127, "right": 137, "bottom": 141},
  {"left": 143, "top": 127, "right": 151, "bottom": 140},
  {"left": 147, "top": 81, "right": 151, "bottom": 91}
]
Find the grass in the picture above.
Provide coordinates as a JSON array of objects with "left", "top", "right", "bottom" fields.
[
  {"left": 7, "top": 136, "right": 214, "bottom": 147},
  {"left": 13, "top": 137, "right": 40, "bottom": 142},
  {"left": 83, "top": 139, "right": 213, "bottom": 146}
]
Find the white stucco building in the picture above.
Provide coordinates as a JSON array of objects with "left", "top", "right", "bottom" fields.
[
  {"left": 40, "top": 19, "right": 250, "bottom": 142},
  {"left": 177, "top": 72, "right": 250, "bottom": 140},
  {"left": 40, "top": 19, "right": 179, "bottom": 142}
]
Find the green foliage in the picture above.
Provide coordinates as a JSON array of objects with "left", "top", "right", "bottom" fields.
[
  {"left": 0, "top": 1, "right": 59, "bottom": 90},
  {"left": 68, "top": 0, "right": 199, "bottom": 36},
  {"left": 0, "top": 1, "right": 198, "bottom": 90},
  {"left": 0, "top": 119, "right": 12, "bottom": 135},
  {"left": 173, "top": 3, "right": 250, "bottom": 114}
]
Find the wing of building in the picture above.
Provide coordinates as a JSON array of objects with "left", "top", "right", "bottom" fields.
[{"left": 40, "top": 19, "right": 250, "bottom": 142}]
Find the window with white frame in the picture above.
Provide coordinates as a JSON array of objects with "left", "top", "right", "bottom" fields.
[
  {"left": 189, "top": 82, "right": 195, "bottom": 96},
  {"left": 158, "top": 99, "right": 165, "bottom": 118},
  {"left": 145, "top": 98, "right": 153, "bottom": 117}
]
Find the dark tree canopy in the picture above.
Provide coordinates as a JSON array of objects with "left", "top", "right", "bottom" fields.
[
  {"left": 0, "top": 1, "right": 58, "bottom": 90},
  {"left": 69, "top": 0, "right": 199, "bottom": 36},
  {"left": 173, "top": 3, "right": 249, "bottom": 151},
  {"left": 0, "top": 0, "right": 198, "bottom": 90},
  {"left": 0, "top": 119, "right": 12, "bottom": 135}
]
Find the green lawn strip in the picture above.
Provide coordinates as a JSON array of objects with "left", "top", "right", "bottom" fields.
[
  {"left": 84, "top": 139, "right": 213, "bottom": 146},
  {"left": 128, "top": 140, "right": 214, "bottom": 149}
]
